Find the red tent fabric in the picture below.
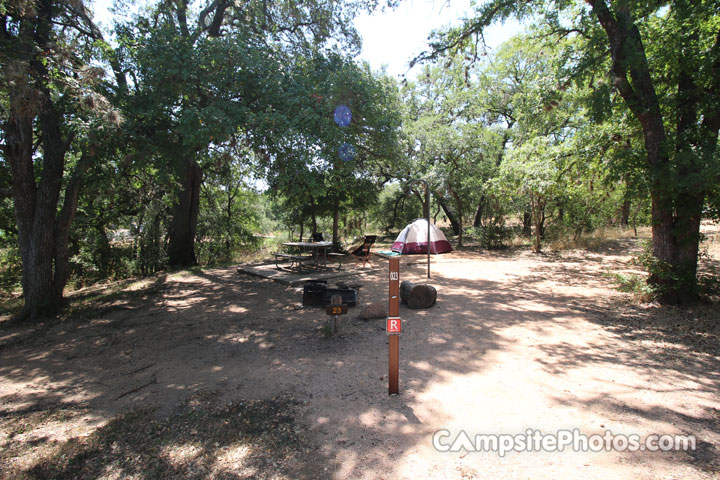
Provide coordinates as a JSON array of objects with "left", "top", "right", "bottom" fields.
[{"left": 391, "top": 219, "right": 452, "bottom": 254}]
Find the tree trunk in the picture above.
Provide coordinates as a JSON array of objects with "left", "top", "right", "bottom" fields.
[
  {"left": 13, "top": 5, "right": 63, "bottom": 319},
  {"left": 332, "top": 196, "right": 340, "bottom": 250},
  {"left": 224, "top": 188, "right": 233, "bottom": 259},
  {"left": 522, "top": 211, "right": 532, "bottom": 237},
  {"left": 7, "top": 110, "right": 80, "bottom": 320},
  {"left": 410, "top": 187, "right": 431, "bottom": 219},
  {"left": 620, "top": 196, "right": 631, "bottom": 227},
  {"left": 433, "top": 203, "right": 441, "bottom": 224},
  {"left": 449, "top": 188, "right": 464, "bottom": 247},
  {"left": 168, "top": 157, "right": 203, "bottom": 267},
  {"left": 54, "top": 149, "right": 94, "bottom": 298},
  {"left": 530, "top": 193, "right": 545, "bottom": 253},
  {"left": 473, "top": 196, "right": 485, "bottom": 228},
  {"left": 94, "top": 222, "right": 112, "bottom": 278},
  {"left": 674, "top": 193, "right": 704, "bottom": 283},
  {"left": 436, "top": 194, "right": 461, "bottom": 236},
  {"left": 309, "top": 196, "right": 318, "bottom": 234},
  {"left": 649, "top": 189, "right": 705, "bottom": 304},
  {"left": 5, "top": 15, "right": 85, "bottom": 321}
]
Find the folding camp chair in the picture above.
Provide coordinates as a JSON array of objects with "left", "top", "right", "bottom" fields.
[{"left": 351, "top": 235, "right": 377, "bottom": 268}]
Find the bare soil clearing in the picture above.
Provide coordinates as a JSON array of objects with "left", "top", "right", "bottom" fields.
[{"left": 1, "top": 235, "right": 719, "bottom": 479}]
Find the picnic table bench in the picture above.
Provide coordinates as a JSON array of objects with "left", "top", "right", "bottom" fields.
[
  {"left": 326, "top": 252, "right": 345, "bottom": 268},
  {"left": 273, "top": 253, "right": 314, "bottom": 270}
]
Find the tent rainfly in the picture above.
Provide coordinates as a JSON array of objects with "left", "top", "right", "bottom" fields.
[{"left": 391, "top": 218, "right": 453, "bottom": 254}]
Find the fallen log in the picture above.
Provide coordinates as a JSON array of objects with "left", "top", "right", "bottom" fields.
[{"left": 399, "top": 281, "right": 437, "bottom": 309}]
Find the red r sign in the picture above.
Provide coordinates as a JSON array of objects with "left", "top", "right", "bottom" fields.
[{"left": 387, "top": 317, "right": 401, "bottom": 334}]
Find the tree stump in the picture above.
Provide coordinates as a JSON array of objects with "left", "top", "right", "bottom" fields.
[{"left": 399, "top": 281, "right": 437, "bottom": 309}]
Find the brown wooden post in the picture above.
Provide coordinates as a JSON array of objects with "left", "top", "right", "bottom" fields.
[
  {"left": 388, "top": 257, "right": 400, "bottom": 395},
  {"left": 330, "top": 294, "right": 342, "bottom": 334}
]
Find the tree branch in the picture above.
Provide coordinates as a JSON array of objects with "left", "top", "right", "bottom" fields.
[
  {"left": 410, "top": 0, "right": 532, "bottom": 68},
  {"left": 61, "top": 1, "right": 103, "bottom": 40},
  {"left": 207, "top": 0, "right": 232, "bottom": 37},
  {"left": 587, "top": 0, "right": 666, "bottom": 166},
  {"left": 586, "top": 0, "right": 640, "bottom": 112},
  {"left": 175, "top": 0, "right": 190, "bottom": 38}
]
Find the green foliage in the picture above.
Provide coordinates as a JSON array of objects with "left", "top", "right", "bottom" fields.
[
  {"left": 612, "top": 238, "right": 718, "bottom": 302},
  {"left": 0, "top": 244, "right": 22, "bottom": 292},
  {"left": 396, "top": 57, "right": 505, "bottom": 244},
  {"left": 420, "top": 0, "right": 720, "bottom": 300},
  {"left": 196, "top": 177, "right": 263, "bottom": 265},
  {"left": 3, "top": 0, "right": 717, "bottom": 303},
  {"left": 635, "top": 239, "right": 692, "bottom": 299},
  {"left": 697, "top": 247, "right": 720, "bottom": 298},
  {"left": 610, "top": 272, "right": 657, "bottom": 302},
  {"left": 707, "top": 186, "right": 720, "bottom": 222},
  {"left": 614, "top": 240, "right": 720, "bottom": 302},
  {"left": 260, "top": 55, "right": 402, "bottom": 241},
  {"left": 368, "top": 26, "right": 662, "bottom": 254},
  {"left": 68, "top": 198, "right": 169, "bottom": 282},
  {"left": 369, "top": 184, "right": 424, "bottom": 234},
  {"left": 0, "top": 196, "right": 19, "bottom": 291},
  {"left": 133, "top": 200, "right": 169, "bottom": 276},
  {"left": 465, "top": 223, "right": 513, "bottom": 249}
]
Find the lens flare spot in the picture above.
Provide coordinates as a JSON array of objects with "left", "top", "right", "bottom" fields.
[
  {"left": 333, "top": 105, "right": 352, "bottom": 127},
  {"left": 339, "top": 143, "right": 356, "bottom": 161}
]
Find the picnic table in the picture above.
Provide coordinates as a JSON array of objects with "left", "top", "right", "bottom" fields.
[{"left": 275, "top": 241, "right": 333, "bottom": 270}]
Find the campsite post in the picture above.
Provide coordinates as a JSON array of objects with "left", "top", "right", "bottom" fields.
[
  {"left": 388, "top": 257, "right": 400, "bottom": 395},
  {"left": 408, "top": 179, "right": 431, "bottom": 279}
]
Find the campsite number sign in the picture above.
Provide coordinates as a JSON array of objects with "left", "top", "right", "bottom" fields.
[
  {"left": 326, "top": 304, "right": 348, "bottom": 315},
  {"left": 326, "top": 294, "right": 347, "bottom": 334},
  {"left": 388, "top": 257, "right": 400, "bottom": 395}
]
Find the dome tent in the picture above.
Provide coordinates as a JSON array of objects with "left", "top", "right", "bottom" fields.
[{"left": 391, "top": 219, "right": 453, "bottom": 254}]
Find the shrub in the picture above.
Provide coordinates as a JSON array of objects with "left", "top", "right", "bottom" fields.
[{"left": 466, "top": 223, "right": 513, "bottom": 249}]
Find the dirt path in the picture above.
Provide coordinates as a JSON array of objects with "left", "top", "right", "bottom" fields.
[{"left": 1, "top": 239, "right": 719, "bottom": 479}]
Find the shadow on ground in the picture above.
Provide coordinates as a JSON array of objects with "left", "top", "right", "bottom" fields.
[{"left": 1, "top": 247, "right": 719, "bottom": 479}]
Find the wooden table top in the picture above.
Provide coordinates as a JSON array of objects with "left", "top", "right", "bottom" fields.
[{"left": 282, "top": 241, "right": 332, "bottom": 248}]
